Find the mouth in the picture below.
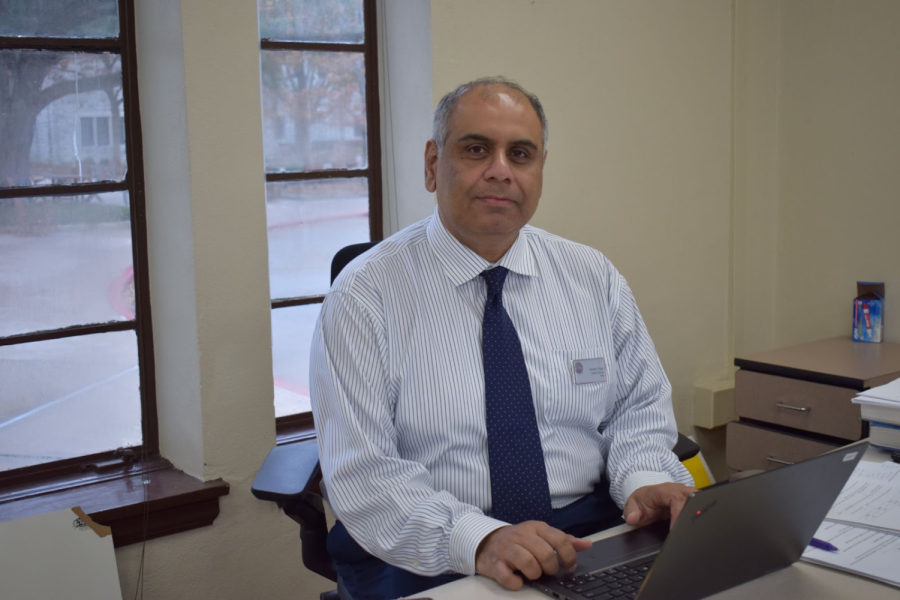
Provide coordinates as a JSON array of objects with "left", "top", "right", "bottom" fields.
[{"left": 475, "top": 195, "right": 516, "bottom": 206}]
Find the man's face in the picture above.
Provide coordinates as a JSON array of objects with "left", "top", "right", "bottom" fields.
[{"left": 424, "top": 86, "right": 545, "bottom": 260}]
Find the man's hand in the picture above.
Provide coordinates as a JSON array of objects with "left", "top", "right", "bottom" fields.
[
  {"left": 623, "top": 482, "right": 696, "bottom": 530},
  {"left": 475, "top": 521, "right": 592, "bottom": 590}
]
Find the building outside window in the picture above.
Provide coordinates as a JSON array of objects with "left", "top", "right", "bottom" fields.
[
  {"left": 80, "top": 116, "right": 113, "bottom": 147},
  {"left": 258, "top": 0, "right": 382, "bottom": 434}
]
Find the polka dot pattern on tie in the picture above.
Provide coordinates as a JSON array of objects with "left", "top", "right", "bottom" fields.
[{"left": 481, "top": 266, "right": 553, "bottom": 524}]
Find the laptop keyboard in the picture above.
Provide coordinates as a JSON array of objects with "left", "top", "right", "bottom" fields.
[{"left": 556, "top": 554, "right": 657, "bottom": 599}]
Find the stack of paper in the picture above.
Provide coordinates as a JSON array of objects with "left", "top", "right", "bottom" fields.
[
  {"left": 801, "top": 460, "right": 900, "bottom": 587},
  {"left": 853, "top": 377, "right": 900, "bottom": 408},
  {"left": 824, "top": 461, "right": 900, "bottom": 532},
  {"left": 853, "top": 379, "right": 900, "bottom": 449}
]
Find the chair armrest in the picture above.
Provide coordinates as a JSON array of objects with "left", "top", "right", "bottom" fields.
[
  {"left": 252, "top": 441, "right": 337, "bottom": 583},
  {"left": 674, "top": 433, "right": 701, "bottom": 463},
  {"left": 252, "top": 442, "right": 321, "bottom": 503}
]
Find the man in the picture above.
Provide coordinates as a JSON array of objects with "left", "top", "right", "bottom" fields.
[{"left": 310, "top": 76, "right": 694, "bottom": 600}]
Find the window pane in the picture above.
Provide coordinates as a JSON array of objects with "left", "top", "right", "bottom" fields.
[
  {"left": 0, "top": 50, "right": 126, "bottom": 189},
  {"left": 96, "top": 116, "right": 110, "bottom": 146},
  {"left": 261, "top": 51, "right": 367, "bottom": 172},
  {"left": 0, "top": 0, "right": 119, "bottom": 38},
  {"left": 0, "top": 192, "right": 133, "bottom": 337},
  {"left": 0, "top": 331, "right": 141, "bottom": 472},
  {"left": 80, "top": 116, "right": 95, "bottom": 146},
  {"left": 267, "top": 178, "right": 369, "bottom": 299},
  {"left": 272, "top": 303, "right": 322, "bottom": 417},
  {"left": 258, "top": 0, "right": 364, "bottom": 44}
]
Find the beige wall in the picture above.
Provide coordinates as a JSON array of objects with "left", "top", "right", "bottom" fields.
[
  {"left": 431, "top": 0, "right": 735, "bottom": 429},
  {"left": 733, "top": 0, "right": 781, "bottom": 357},
  {"left": 773, "top": 0, "right": 900, "bottom": 347},
  {"left": 735, "top": 0, "right": 900, "bottom": 353}
]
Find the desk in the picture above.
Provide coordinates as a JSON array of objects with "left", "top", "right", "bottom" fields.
[
  {"left": 419, "top": 446, "right": 899, "bottom": 600},
  {"left": 728, "top": 337, "right": 900, "bottom": 471}
]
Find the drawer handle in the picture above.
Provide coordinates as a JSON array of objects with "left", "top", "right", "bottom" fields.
[
  {"left": 775, "top": 402, "right": 811, "bottom": 412},
  {"left": 766, "top": 456, "right": 795, "bottom": 466}
]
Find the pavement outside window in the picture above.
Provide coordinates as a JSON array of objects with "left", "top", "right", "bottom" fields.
[{"left": 0, "top": 194, "right": 368, "bottom": 471}]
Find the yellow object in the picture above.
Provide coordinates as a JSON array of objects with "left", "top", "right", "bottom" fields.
[{"left": 683, "top": 453, "right": 713, "bottom": 489}]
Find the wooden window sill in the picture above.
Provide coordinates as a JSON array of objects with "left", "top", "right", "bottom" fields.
[
  {"left": 276, "top": 411, "right": 317, "bottom": 444},
  {"left": 0, "top": 459, "right": 229, "bottom": 547}
]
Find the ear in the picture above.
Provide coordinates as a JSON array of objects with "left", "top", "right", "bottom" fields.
[
  {"left": 542, "top": 149, "right": 548, "bottom": 166},
  {"left": 424, "top": 140, "right": 439, "bottom": 193}
]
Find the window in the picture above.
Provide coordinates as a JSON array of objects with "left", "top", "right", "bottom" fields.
[
  {"left": 0, "top": 0, "right": 156, "bottom": 482},
  {"left": 81, "top": 116, "right": 113, "bottom": 147},
  {"left": 258, "top": 0, "right": 382, "bottom": 434}
]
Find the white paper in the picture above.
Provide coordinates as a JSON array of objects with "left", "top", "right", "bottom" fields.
[
  {"left": 801, "top": 521, "right": 900, "bottom": 587},
  {"left": 851, "top": 394, "right": 900, "bottom": 410},
  {"left": 825, "top": 461, "right": 900, "bottom": 533},
  {"left": 853, "top": 395, "right": 900, "bottom": 408},
  {"left": 854, "top": 378, "right": 900, "bottom": 404},
  {"left": 0, "top": 507, "right": 122, "bottom": 600}
]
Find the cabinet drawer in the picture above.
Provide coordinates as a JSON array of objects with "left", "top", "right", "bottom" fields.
[
  {"left": 734, "top": 370, "right": 863, "bottom": 440},
  {"left": 726, "top": 421, "right": 838, "bottom": 472}
]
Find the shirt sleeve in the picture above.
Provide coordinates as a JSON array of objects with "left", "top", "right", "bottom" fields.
[
  {"left": 310, "top": 289, "right": 507, "bottom": 576},
  {"left": 598, "top": 265, "right": 695, "bottom": 508}
]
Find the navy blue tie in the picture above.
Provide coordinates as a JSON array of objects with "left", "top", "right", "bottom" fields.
[{"left": 480, "top": 266, "right": 553, "bottom": 524}]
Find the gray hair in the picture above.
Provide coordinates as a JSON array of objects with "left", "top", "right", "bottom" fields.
[{"left": 431, "top": 76, "right": 548, "bottom": 154}]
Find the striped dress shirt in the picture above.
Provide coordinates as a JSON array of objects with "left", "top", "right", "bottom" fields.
[{"left": 310, "top": 209, "right": 692, "bottom": 577}]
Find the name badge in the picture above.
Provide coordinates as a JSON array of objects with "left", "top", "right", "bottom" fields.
[{"left": 572, "top": 357, "right": 607, "bottom": 385}]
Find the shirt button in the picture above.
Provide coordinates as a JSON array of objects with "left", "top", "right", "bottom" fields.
[{"left": 413, "top": 560, "right": 420, "bottom": 568}]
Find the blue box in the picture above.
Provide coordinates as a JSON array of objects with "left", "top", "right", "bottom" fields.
[{"left": 852, "top": 281, "right": 884, "bottom": 343}]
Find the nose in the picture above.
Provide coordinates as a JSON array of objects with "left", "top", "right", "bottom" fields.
[{"left": 483, "top": 151, "right": 512, "bottom": 183}]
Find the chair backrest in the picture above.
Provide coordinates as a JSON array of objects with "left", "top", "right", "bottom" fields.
[{"left": 331, "top": 242, "right": 379, "bottom": 285}]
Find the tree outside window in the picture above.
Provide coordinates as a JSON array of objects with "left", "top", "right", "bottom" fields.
[
  {"left": 258, "top": 0, "right": 381, "bottom": 432},
  {"left": 0, "top": 0, "right": 155, "bottom": 477}
]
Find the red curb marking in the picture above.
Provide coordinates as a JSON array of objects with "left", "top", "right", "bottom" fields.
[
  {"left": 108, "top": 265, "right": 135, "bottom": 320},
  {"left": 273, "top": 377, "right": 310, "bottom": 397}
]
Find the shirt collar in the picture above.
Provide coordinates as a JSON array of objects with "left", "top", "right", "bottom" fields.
[{"left": 425, "top": 207, "right": 538, "bottom": 287}]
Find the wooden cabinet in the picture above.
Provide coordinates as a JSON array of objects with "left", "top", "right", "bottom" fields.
[{"left": 727, "top": 337, "right": 900, "bottom": 471}]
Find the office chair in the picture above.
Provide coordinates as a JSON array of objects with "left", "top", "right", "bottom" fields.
[
  {"left": 252, "top": 242, "right": 378, "bottom": 600},
  {"left": 251, "top": 241, "right": 701, "bottom": 600}
]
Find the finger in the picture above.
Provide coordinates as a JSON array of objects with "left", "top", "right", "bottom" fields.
[
  {"left": 571, "top": 536, "right": 592, "bottom": 551},
  {"left": 492, "top": 561, "right": 524, "bottom": 591},
  {"left": 667, "top": 489, "right": 693, "bottom": 528},
  {"left": 668, "top": 501, "right": 684, "bottom": 530},
  {"left": 624, "top": 506, "right": 644, "bottom": 526},
  {"left": 552, "top": 535, "right": 591, "bottom": 572},
  {"left": 520, "top": 535, "right": 562, "bottom": 576},
  {"left": 636, "top": 503, "right": 666, "bottom": 527},
  {"left": 507, "top": 543, "right": 544, "bottom": 581},
  {"left": 622, "top": 496, "right": 638, "bottom": 523},
  {"left": 535, "top": 526, "right": 579, "bottom": 572},
  {"left": 624, "top": 493, "right": 656, "bottom": 526}
]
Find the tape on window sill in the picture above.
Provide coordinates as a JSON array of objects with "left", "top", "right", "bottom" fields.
[{"left": 72, "top": 506, "right": 112, "bottom": 538}]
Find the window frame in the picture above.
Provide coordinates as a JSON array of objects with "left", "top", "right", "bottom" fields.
[
  {"left": 0, "top": 0, "right": 159, "bottom": 490},
  {"left": 260, "top": 0, "right": 383, "bottom": 440}
]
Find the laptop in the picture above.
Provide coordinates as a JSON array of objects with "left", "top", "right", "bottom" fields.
[{"left": 531, "top": 442, "right": 868, "bottom": 600}]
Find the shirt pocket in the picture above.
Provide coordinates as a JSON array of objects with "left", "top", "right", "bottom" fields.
[{"left": 537, "top": 348, "right": 613, "bottom": 428}]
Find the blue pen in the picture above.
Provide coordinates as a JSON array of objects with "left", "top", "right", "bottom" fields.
[{"left": 808, "top": 537, "right": 839, "bottom": 552}]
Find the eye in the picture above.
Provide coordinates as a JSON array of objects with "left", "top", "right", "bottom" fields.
[
  {"left": 509, "top": 148, "right": 532, "bottom": 161},
  {"left": 466, "top": 145, "right": 488, "bottom": 155}
]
